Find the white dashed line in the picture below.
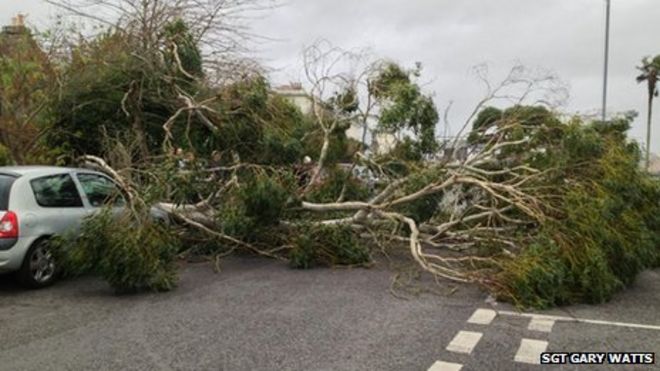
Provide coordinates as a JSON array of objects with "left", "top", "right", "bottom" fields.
[
  {"left": 498, "top": 310, "right": 660, "bottom": 331},
  {"left": 467, "top": 308, "right": 497, "bottom": 325},
  {"left": 514, "top": 339, "right": 548, "bottom": 364},
  {"left": 446, "top": 330, "right": 483, "bottom": 354},
  {"left": 427, "top": 360, "right": 463, "bottom": 371},
  {"left": 528, "top": 317, "right": 555, "bottom": 332}
]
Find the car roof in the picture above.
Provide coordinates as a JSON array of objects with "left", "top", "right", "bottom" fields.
[{"left": 0, "top": 166, "right": 98, "bottom": 178}]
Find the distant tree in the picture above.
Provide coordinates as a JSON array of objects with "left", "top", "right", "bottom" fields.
[
  {"left": 371, "top": 62, "right": 439, "bottom": 156},
  {"left": 0, "top": 25, "right": 57, "bottom": 164},
  {"left": 46, "top": 30, "right": 199, "bottom": 160},
  {"left": 46, "top": 0, "right": 277, "bottom": 83},
  {"left": 45, "top": 0, "right": 280, "bottom": 162},
  {"left": 636, "top": 55, "right": 660, "bottom": 170},
  {"left": 468, "top": 105, "right": 563, "bottom": 164}
]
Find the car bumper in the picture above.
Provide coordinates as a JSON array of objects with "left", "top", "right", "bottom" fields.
[
  {"left": 0, "top": 237, "right": 37, "bottom": 273},
  {"left": 0, "top": 238, "right": 18, "bottom": 251}
]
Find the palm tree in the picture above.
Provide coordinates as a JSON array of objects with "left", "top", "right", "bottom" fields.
[{"left": 636, "top": 56, "right": 660, "bottom": 170}]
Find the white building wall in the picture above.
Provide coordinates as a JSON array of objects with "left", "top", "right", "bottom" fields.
[{"left": 274, "top": 85, "right": 397, "bottom": 155}]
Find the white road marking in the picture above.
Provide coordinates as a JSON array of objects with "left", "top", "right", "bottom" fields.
[
  {"left": 467, "top": 308, "right": 497, "bottom": 325},
  {"left": 498, "top": 310, "right": 660, "bottom": 331},
  {"left": 446, "top": 330, "right": 483, "bottom": 354},
  {"left": 428, "top": 360, "right": 463, "bottom": 371},
  {"left": 528, "top": 317, "right": 555, "bottom": 332},
  {"left": 514, "top": 338, "right": 548, "bottom": 364}
]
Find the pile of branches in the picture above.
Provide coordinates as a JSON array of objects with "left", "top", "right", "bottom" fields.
[
  {"left": 86, "top": 101, "right": 659, "bottom": 307},
  {"left": 38, "top": 0, "right": 658, "bottom": 307}
]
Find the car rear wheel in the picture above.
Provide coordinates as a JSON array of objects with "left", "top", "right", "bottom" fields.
[{"left": 18, "top": 239, "right": 57, "bottom": 288}]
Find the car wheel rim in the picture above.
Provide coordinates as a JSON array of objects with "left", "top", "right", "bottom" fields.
[{"left": 29, "top": 244, "right": 55, "bottom": 283}]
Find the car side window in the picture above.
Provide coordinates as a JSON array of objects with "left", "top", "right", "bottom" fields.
[
  {"left": 76, "top": 173, "right": 126, "bottom": 207},
  {"left": 31, "top": 174, "right": 84, "bottom": 208}
]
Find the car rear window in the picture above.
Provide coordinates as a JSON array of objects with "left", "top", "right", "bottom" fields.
[{"left": 0, "top": 174, "right": 17, "bottom": 210}]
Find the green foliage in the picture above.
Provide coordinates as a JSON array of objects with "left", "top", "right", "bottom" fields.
[
  {"left": 40, "top": 22, "right": 352, "bottom": 172},
  {"left": 47, "top": 32, "right": 169, "bottom": 158},
  {"left": 388, "top": 136, "right": 424, "bottom": 162},
  {"left": 394, "top": 166, "right": 445, "bottom": 223},
  {"left": 218, "top": 172, "right": 294, "bottom": 241},
  {"left": 636, "top": 55, "right": 660, "bottom": 95},
  {"left": 0, "top": 144, "right": 11, "bottom": 166},
  {"left": 496, "top": 116, "right": 660, "bottom": 308},
  {"left": 261, "top": 130, "right": 305, "bottom": 166},
  {"left": 289, "top": 224, "right": 370, "bottom": 269},
  {"left": 163, "top": 19, "right": 203, "bottom": 79},
  {"left": 205, "top": 77, "right": 321, "bottom": 166},
  {"left": 372, "top": 63, "right": 439, "bottom": 154},
  {"left": 499, "top": 234, "right": 572, "bottom": 308},
  {"left": 469, "top": 105, "right": 563, "bottom": 163},
  {"left": 47, "top": 23, "right": 206, "bottom": 160},
  {"left": 303, "top": 129, "right": 353, "bottom": 164},
  {"left": 470, "top": 106, "right": 503, "bottom": 133},
  {"left": 329, "top": 86, "right": 359, "bottom": 114},
  {"left": 241, "top": 173, "right": 291, "bottom": 227},
  {"left": 218, "top": 202, "right": 253, "bottom": 241},
  {"left": 260, "top": 96, "right": 317, "bottom": 165},
  {"left": 55, "top": 209, "right": 180, "bottom": 293},
  {"left": 46, "top": 28, "right": 313, "bottom": 167},
  {"left": 18, "top": 13, "right": 658, "bottom": 307},
  {"left": 0, "top": 29, "right": 57, "bottom": 164},
  {"left": 306, "top": 166, "right": 370, "bottom": 203},
  {"left": 206, "top": 76, "right": 268, "bottom": 161}
]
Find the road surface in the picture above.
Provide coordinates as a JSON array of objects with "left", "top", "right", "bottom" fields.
[{"left": 1, "top": 256, "right": 658, "bottom": 370}]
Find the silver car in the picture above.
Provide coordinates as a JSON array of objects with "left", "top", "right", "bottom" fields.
[{"left": 0, "top": 166, "right": 160, "bottom": 288}]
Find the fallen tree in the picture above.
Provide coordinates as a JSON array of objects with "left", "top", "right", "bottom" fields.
[
  {"left": 37, "top": 4, "right": 659, "bottom": 306},
  {"left": 74, "top": 59, "right": 659, "bottom": 307}
]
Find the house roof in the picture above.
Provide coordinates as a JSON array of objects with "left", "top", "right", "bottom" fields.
[{"left": 273, "top": 83, "right": 308, "bottom": 98}]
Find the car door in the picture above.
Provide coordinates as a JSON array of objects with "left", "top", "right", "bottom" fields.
[
  {"left": 29, "top": 172, "right": 89, "bottom": 235},
  {"left": 74, "top": 173, "right": 127, "bottom": 217}
]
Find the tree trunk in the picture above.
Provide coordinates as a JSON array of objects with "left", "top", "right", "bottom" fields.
[
  {"left": 304, "top": 129, "right": 331, "bottom": 193},
  {"left": 133, "top": 115, "right": 150, "bottom": 161},
  {"left": 646, "top": 92, "right": 653, "bottom": 171}
]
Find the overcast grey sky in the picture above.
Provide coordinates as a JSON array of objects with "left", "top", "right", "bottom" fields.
[{"left": 3, "top": 0, "right": 659, "bottom": 152}]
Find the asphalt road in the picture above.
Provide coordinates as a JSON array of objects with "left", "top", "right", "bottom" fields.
[{"left": 0, "top": 257, "right": 658, "bottom": 371}]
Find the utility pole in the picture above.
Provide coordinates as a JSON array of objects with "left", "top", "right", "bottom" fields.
[{"left": 602, "top": 0, "right": 611, "bottom": 123}]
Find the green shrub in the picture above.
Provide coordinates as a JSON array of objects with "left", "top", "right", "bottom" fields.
[
  {"left": 498, "top": 234, "right": 572, "bottom": 308},
  {"left": 0, "top": 144, "right": 11, "bottom": 166},
  {"left": 241, "top": 174, "right": 290, "bottom": 226},
  {"left": 496, "top": 118, "right": 660, "bottom": 308},
  {"left": 289, "top": 224, "right": 371, "bottom": 269},
  {"left": 215, "top": 172, "right": 293, "bottom": 244},
  {"left": 388, "top": 137, "right": 424, "bottom": 162},
  {"left": 394, "top": 166, "right": 445, "bottom": 223},
  {"left": 307, "top": 166, "right": 370, "bottom": 204},
  {"left": 55, "top": 209, "right": 180, "bottom": 293},
  {"left": 218, "top": 203, "right": 253, "bottom": 240}
]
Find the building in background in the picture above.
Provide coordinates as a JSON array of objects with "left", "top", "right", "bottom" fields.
[
  {"left": 0, "top": 14, "right": 34, "bottom": 56},
  {"left": 648, "top": 153, "right": 660, "bottom": 177},
  {"left": 272, "top": 83, "right": 314, "bottom": 116},
  {"left": 272, "top": 83, "right": 396, "bottom": 155}
]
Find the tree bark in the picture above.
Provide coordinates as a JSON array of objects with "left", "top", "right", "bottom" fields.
[{"left": 646, "top": 92, "right": 653, "bottom": 171}]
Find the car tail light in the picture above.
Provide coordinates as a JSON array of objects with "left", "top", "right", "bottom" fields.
[{"left": 0, "top": 211, "right": 18, "bottom": 239}]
